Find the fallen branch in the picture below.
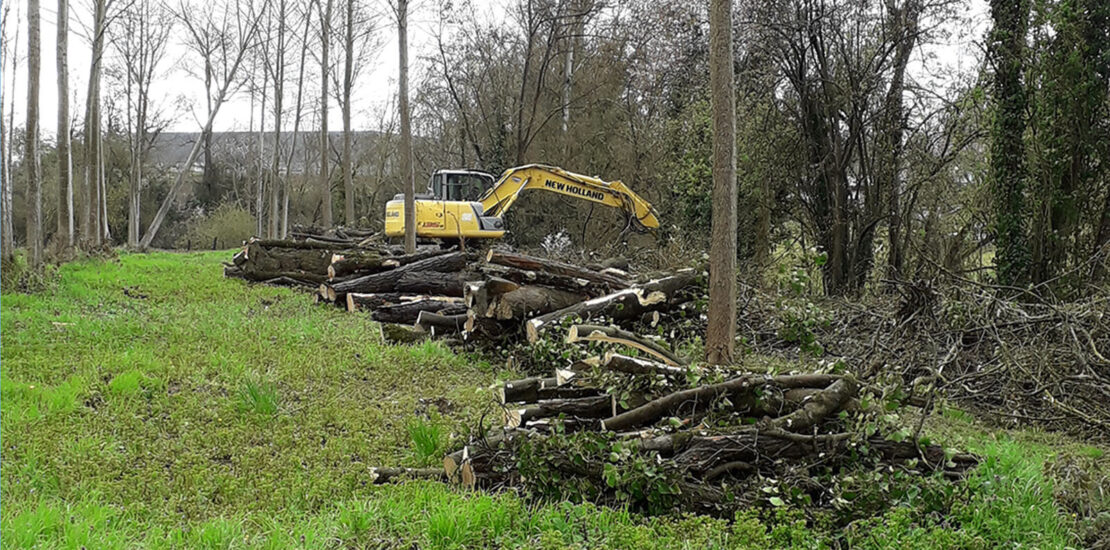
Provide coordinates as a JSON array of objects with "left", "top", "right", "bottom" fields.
[{"left": 567, "top": 324, "right": 686, "bottom": 366}]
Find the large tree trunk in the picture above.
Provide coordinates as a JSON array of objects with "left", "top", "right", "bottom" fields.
[
  {"left": 318, "top": 0, "right": 333, "bottom": 228},
  {"left": 284, "top": 3, "right": 314, "bottom": 239},
  {"left": 269, "top": 0, "right": 286, "bottom": 239},
  {"left": 56, "top": 0, "right": 73, "bottom": 246},
  {"left": 26, "top": 0, "right": 43, "bottom": 267},
  {"left": 256, "top": 58, "right": 268, "bottom": 238},
  {"left": 326, "top": 251, "right": 467, "bottom": 299},
  {"left": 341, "top": 0, "right": 355, "bottom": 225},
  {"left": 1, "top": 8, "right": 16, "bottom": 261},
  {"left": 988, "top": 0, "right": 1030, "bottom": 285},
  {"left": 84, "top": 0, "right": 107, "bottom": 246},
  {"left": 882, "top": 1, "right": 920, "bottom": 281},
  {"left": 706, "top": 0, "right": 737, "bottom": 364},
  {"left": 397, "top": 0, "right": 416, "bottom": 253},
  {"left": 525, "top": 270, "right": 698, "bottom": 343}
]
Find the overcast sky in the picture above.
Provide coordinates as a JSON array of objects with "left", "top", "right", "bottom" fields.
[{"left": 2, "top": 0, "right": 988, "bottom": 137}]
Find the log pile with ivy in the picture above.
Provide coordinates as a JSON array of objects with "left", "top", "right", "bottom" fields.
[{"left": 420, "top": 325, "right": 978, "bottom": 516}]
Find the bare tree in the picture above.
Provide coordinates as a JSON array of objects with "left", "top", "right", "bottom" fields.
[
  {"left": 317, "top": 0, "right": 334, "bottom": 228},
  {"left": 264, "top": 0, "right": 290, "bottom": 238},
  {"left": 1, "top": 0, "right": 20, "bottom": 261},
  {"left": 139, "top": 0, "right": 263, "bottom": 248},
  {"left": 109, "top": 0, "right": 174, "bottom": 247},
  {"left": 706, "top": 0, "right": 736, "bottom": 364},
  {"left": 390, "top": 0, "right": 415, "bottom": 252},
  {"left": 333, "top": 0, "right": 381, "bottom": 226},
  {"left": 83, "top": 0, "right": 109, "bottom": 245},
  {"left": 57, "top": 0, "right": 74, "bottom": 246},
  {"left": 26, "top": 0, "right": 43, "bottom": 266},
  {"left": 284, "top": 0, "right": 315, "bottom": 238}
]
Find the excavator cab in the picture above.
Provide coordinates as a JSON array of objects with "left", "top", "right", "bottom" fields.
[
  {"left": 384, "top": 164, "right": 658, "bottom": 241},
  {"left": 429, "top": 170, "right": 495, "bottom": 201},
  {"left": 386, "top": 169, "right": 507, "bottom": 240}
]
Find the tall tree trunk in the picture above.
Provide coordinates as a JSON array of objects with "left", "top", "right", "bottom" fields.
[
  {"left": 319, "top": 0, "right": 334, "bottom": 228},
  {"left": 398, "top": 0, "right": 415, "bottom": 253},
  {"left": 883, "top": 0, "right": 919, "bottom": 281},
  {"left": 285, "top": 2, "right": 313, "bottom": 239},
  {"left": 988, "top": 0, "right": 1030, "bottom": 286},
  {"left": 257, "top": 61, "right": 268, "bottom": 237},
  {"left": 342, "top": 0, "right": 355, "bottom": 225},
  {"left": 201, "top": 60, "right": 215, "bottom": 204},
  {"left": 0, "top": 81, "right": 9, "bottom": 261},
  {"left": 26, "top": 0, "right": 43, "bottom": 267},
  {"left": 56, "top": 0, "right": 73, "bottom": 246},
  {"left": 706, "top": 0, "right": 737, "bottom": 364},
  {"left": 269, "top": 0, "right": 286, "bottom": 239},
  {"left": 84, "top": 0, "right": 107, "bottom": 246},
  {"left": 1, "top": 3, "right": 19, "bottom": 261}
]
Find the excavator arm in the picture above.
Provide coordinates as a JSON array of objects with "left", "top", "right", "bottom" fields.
[{"left": 478, "top": 165, "right": 660, "bottom": 231}]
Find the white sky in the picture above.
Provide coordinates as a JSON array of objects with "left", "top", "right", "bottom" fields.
[{"left": 2, "top": 0, "right": 988, "bottom": 137}]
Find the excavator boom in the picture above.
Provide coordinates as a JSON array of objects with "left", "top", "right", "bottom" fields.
[
  {"left": 479, "top": 164, "right": 659, "bottom": 230},
  {"left": 384, "top": 164, "right": 659, "bottom": 240}
]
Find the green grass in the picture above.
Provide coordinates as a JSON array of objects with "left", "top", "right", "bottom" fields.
[
  {"left": 407, "top": 417, "right": 447, "bottom": 466},
  {"left": 2, "top": 251, "right": 1106, "bottom": 548}
]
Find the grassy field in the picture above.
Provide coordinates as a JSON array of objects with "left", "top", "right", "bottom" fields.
[{"left": 1, "top": 251, "right": 1107, "bottom": 548}]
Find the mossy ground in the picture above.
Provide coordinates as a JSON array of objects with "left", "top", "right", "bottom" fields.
[{"left": 1, "top": 251, "right": 1106, "bottom": 548}]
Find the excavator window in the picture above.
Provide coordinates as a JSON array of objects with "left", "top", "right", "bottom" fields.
[{"left": 443, "top": 173, "right": 491, "bottom": 201}]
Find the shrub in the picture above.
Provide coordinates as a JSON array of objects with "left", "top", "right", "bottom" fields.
[{"left": 175, "top": 203, "right": 256, "bottom": 251}]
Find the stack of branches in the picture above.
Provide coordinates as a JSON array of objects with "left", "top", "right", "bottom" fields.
[
  {"left": 226, "top": 239, "right": 704, "bottom": 347},
  {"left": 222, "top": 237, "right": 442, "bottom": 288},
  {"left": 379, "top": 325, "right": 977, "bottom": 517},
  {"left": 736, "top": 274, "right": 1110, "bottom": 437},
  {"left": 286, "top": 224, "right": 381, "bottom": 248},
  {"left": 318, "top": 248, "right": 702, "bottom": 346}
]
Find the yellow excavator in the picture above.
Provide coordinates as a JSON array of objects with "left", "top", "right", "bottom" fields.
[{"left": 384, "top": 164, "right": 659, "bottom": 240}]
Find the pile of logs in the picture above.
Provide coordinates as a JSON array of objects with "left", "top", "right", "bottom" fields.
[
  {"left": 427, "top": 326, "right": 979, "bottom": 515},
  {"left": 224, "top": 236, "right": 703, "bottom": 345}
]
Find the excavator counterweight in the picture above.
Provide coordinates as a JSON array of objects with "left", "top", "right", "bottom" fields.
[{"left": 384, "top": 164, "right": 659, "bottom": 240}]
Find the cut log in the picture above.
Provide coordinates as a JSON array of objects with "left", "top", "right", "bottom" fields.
[
  {"left": 567, "top": 324, "right": 686, "bottom": 366},
  {"left": 259, "top": 276, "right": 319, "bottom": 288},
  {"left": 497, "top": 376, "right": 560, "bottom": 403},
  {"left": 525, "top": 270, "right": 700, "bottom": 343},
  {"left": 586, "top": 257, "right": 630, "bottom": 272},
  {"left": 600, "top": 373, "right": 844, "bottom": 432},
  {"left": 415, "top": 311, "right": 469, "bottom": 336},
  {"left": 346, "top": 292, "right": 406, "bottom": 312},
  {"left": 600, "top": 352, "right": 695, "bottom": 377},
  {"left": 248, "top": 237, "right": 342, "bottom": 250},
  {"left": 393, "top": 271, "right": 467, "bottom": 297},
  {"left": 483, "top": 286, "right": 588, "bottom": 320},
  {"left": 328, "top": 254, "right": 392, "bottom": 279},
  {"left": 476, "top": 263, "right": 598, "bottom": 296},
  {"left": 380, "top": 247, "right": 453, "bottom": 268},
  {"left": 327, "top": 252, "right": 468, "bottom": 300},
  {"left": 226, "top": 265, "right": 331, "bottom": 285},
  {"left": 372, "top": 300, "right": 467, "bottom": 324},
  {"left": 485, "top": 250, "right": 629, "bottom": 287},
  {"left": 503, "top": 395, "right": 615, "bottom": 428},
  {"left": 380, "top": 323, "right": 428, "bottom": 344},
  {"left": 369, "top": 467, "right": 446, "bottom": 484},
  {"left": 769, "top": 378, "right": 857, "bottom": 432}
]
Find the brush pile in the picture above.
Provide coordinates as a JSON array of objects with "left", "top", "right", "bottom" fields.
[
  {"left": 224, "top": 232, "right": 703, "bottom": 345},
  {"left": 427, "top": 326, "right": 978, "bottom": 516},
  {"left": 732, "top": 275, "right": 1110, "bottom": 438}
]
